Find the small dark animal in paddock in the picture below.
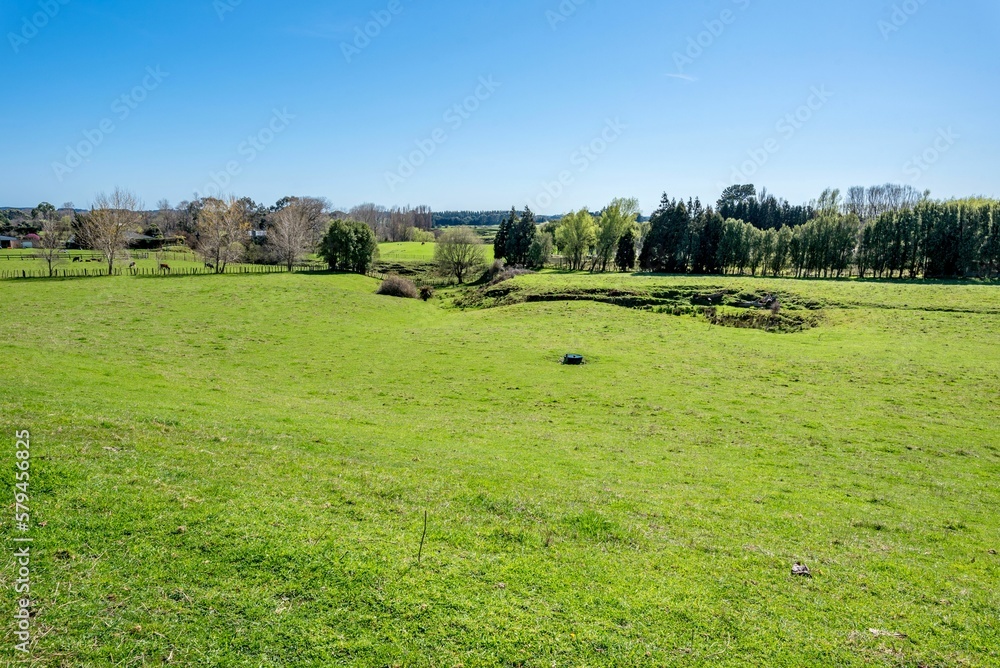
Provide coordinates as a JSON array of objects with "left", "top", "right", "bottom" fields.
[
  {"left": 72, "top": 257, "right": 83, "bottom": 263},
  {"left": 159, "top": 263, "right": 171, "bottom": 273},
  {"left": 129, "top": 262, "right": 136, "bottom": 268},
  {"left": 88, "top": 258, "right": 101, "bottom": 263},
  {"left": 204, "top": 263, "right": 215, "bottom": 270}
]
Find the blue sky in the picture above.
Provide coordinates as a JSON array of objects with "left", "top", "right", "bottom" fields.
[{"left": 1, "top": 0, "right": 997, "bottom": 215}]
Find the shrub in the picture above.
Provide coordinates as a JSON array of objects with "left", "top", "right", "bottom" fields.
[
  {"left": 376, "top": 275, "right": 418, "bottom": 299},
  {"left": 485, "top": 259, "right": 506, "bottom": 279},
  {"left": 407, "top": 227, "right": 436, "bottom": 243},
  {"left": 419, "top": 285, "right": 435, "bottom": 301},
  {"left": 320, "top": 219, "right": 379, "bottom": 273},
  {"left": 489, "top": 267, "right": 534, "bottom": 286},
  {"left": 526, "top": 234, "right": 553, "bottom": 269}
]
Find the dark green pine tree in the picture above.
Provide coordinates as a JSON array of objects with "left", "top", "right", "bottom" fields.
[
  {"left": 494, "top": 207, "right": 516, "bottom": 262},
  {"left": 506, "top": 206, "right": 537, "bottom": 266},
  {"left": 615, "top": 229, "right": 636, "bottom": 271}
]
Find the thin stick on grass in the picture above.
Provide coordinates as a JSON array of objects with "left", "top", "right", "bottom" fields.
[{"left": 417, "top": 510, "right": 428, "bottom": 565}]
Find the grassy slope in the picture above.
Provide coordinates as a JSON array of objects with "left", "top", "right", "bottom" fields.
[{"left": 0, "top": 273, "right": 998, "bottom": 667}]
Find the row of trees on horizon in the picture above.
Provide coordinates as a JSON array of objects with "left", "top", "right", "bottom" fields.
[
  {"left": 484, "top": 185, "right": 1000, "bottom": 280},
  {"left": 638, "top": 188, "right": 1000, "bottom": 279},
  {"left": 9, "top": 183, "right": 1000, "bottom": 280}
]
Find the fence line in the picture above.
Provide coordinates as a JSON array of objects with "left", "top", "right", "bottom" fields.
[
  {"left": 0, "top": 252, "right": 153, "bottom": 262},
  {"left": 0, "top": 262, "right": 328, "bottom": 281}
]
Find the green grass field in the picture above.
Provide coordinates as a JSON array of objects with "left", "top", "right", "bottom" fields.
[
  {"left": 0, "top": 248, "right": 220, "bottom": 276},
  {"left": 0, "top": 271, "right": 998, "bottom": 666},
  {"left": 378, "top": 242, "right": 495, "bottom": 264}
]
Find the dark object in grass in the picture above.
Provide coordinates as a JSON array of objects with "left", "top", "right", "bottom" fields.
[
  {"left": 562, "top": 354, "right": 585, "bottom": 365},
  {"left": 792, "top": 562, "right": 812, "bottom": 577},
  {"left": 417, "top": 510, "right": 428, "bottom": 565},
  {"left": 376, "top": 275, "right": 419, "bottom": 299},
  {"left": 691, "top": 291, "right": 726, "bottom": 306},
  {"left": 735, "top": 293, "right": 780, "bottom": 309},
  {"left": 419, "top": 285, "right": 435, "bottom": 301}
]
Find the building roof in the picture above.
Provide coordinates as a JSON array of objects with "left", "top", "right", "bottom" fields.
[{"left": 0, "top": 236, "right": 19, "bottom": 241}]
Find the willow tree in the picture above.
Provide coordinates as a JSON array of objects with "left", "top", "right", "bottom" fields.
[
  {"left": 592, "top": 197, "right": 639, "bottom": 273},
  {"left": 555, "top": 209, "right": 596, "bottom": 271}
]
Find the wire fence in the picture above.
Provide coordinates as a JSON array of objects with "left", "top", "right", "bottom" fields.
[
  {"left": 1, "top": 262, "right": 329, "bottom": 280},
  {"left": 0, "top": 252, "right": 153, "bottom": 262}
]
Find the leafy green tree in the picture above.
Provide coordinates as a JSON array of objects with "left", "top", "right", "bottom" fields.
[
  {"left": 320, "top": 219, "right": 378, "bottom": 273},
  {"left": 640, "top": 195, "right": 690, "bottom": 273},
  {"left": 493, "top": 208, "right": 515, "bottom": 262},
  {"left": 31, "top": 202, "right": 56, "bottom": 221},
  {"left": 435, "top": 226, "right": 485, "bottom": 283},
  {"left": 555, "top": 209, "right": 596, "bottom": 271},
  {"left": 505, "top": 206, "right": 537, "bottom": 266},
  {"left": 983, "top": 203, "right": 1000, "bottom": 278},
  {"left": 769, "top": 226, "right": 793, "bottom": 276},
  {"left": 592, "top": 197, "right": 639, "bottom": 272},
  {"left": 526, "top": 233, "right": 553, "bottom": 269},
  {"left": 717, "top": 184, "right": 756, "bottom": 209},
  {"left": 615, "top": 229, "right": 636, "bottom": 271},
  {"left": 691, "top": 211, "right": 724, "bottom": 274}
]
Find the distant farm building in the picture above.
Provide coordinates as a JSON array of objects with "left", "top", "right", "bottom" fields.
[{"left": 0, "top": 236, "right": 19, "bottom": 249}]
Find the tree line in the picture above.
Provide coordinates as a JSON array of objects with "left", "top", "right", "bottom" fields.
[
  {"left": 435, "top": 210, "right": 562, "bottom": 228},
  {"left": 637, "top": 188, "right": 1000, "bottom": 279},
  {"left": 458, "top": 187, "right": 1000, "bottom": 281}
]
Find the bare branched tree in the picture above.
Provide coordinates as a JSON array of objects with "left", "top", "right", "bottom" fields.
[
  {"left": 34, "top": 215, "right": 71, "bottom": 277},
  {"left": 268, "top": 202, "right": 317, "bottom": 271},
  {"left": 196, "top": 196, "right": 249, "bottom": 273},
  {"left": 344, "top": 203, "right": 433, "bottom": 242},
  {"left": 279, "top": 196, "right": 330, "bottom": 247},
  {"left": 81, "top": 188, "right": 143, "bottom": 274},
  {"left": 845, "top": 184, "right": 924, "bottom": 222}
]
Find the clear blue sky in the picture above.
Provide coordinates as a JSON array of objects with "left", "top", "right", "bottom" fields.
[{"left": 2, "top": 0, "right": 997, "bottom": 215}]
